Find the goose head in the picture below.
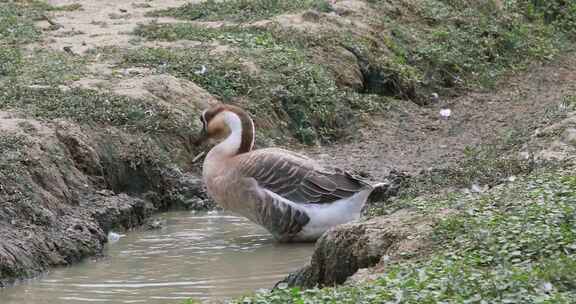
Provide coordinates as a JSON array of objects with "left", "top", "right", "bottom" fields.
[{"left": 197, "top": 104, "right": 255, "bottom": 157}]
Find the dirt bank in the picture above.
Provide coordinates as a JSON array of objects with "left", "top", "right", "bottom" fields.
[{"left": 0, "top": 110, "right": 213, "bottom": 286}]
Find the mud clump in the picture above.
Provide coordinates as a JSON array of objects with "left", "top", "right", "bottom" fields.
[{"left": 280, "top": 209, "right": 453, "bottom": 288}]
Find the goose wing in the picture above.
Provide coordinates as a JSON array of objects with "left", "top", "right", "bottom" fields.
[{"left": 237, "top": 148, "right": 369, "bottom": 205}]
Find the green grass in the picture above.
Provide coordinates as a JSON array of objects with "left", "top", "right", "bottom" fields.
[
  {"left": 19, "top": 50, "right": 86, "bottom": 85},
  {"left": 0, "top": 1, "right": 84, "bottom": 46},
  {"left": 0, "top": 133, "right": 35, "bottom": 203},
  {"left": 0, "top": 2, "right": 46, "bottom": 45},
  {"left": 0, "top": 0, "right": 87, "bottom": 85},
  {"left": 134, "top": 22, "right": 283, "bottom": 48},
  {"left": 232, "top": 171, "right": 576, "bottom": 303},
  {"left": 0, "top": 82, "right": 198, "bottom": 134},
  {"left": 124, "top": 30, "right": 384, "bottom": 143},
  {"left": 413, "top": 0, "right": 561, "bottom": 89},
  {"left": 1, "top": 45, "right": 86, "bottom": 86},
  {"left": 358, "top": 0, "right": 576, "bottom": 95},
  {"left": 143, "top": 0, "right": 576, "bottom": 100},
  {"left": 147, "top": 0, "right": 332, "bottom": 23},
  {"left": 522, "top": 0, "right": 576, "bottom": 37},
  {"left": 0, "top": 47, "right": 22, "bottom": 77}
]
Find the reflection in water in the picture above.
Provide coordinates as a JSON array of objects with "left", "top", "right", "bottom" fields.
[{"left": 0, "top": 211, "right": 314, "bottom": 303}]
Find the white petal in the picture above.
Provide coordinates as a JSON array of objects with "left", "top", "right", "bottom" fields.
[{"left": 439, "top": 108, "right": 452, "bottom": 118}]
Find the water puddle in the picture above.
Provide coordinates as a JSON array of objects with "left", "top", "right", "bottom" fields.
[{"left": 0, "top": 211, "right": 314, "bottom": 303}]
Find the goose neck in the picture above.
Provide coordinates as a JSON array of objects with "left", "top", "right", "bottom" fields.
[{"left": 207, "top": 110, "right": 254, "bottom": 160}]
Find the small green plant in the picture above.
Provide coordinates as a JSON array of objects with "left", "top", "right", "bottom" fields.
[
  {"left": 134, "top": 22, "right": 280, "bottom": 48},
  {"left": 18, "top": 50, "right": 86, "bottom": 85},
  {"left": 123, "top": 41, "right": 365, "bottom": 144},
  {"left": 0, "top": 82, "right": 197, "bottom": 135},
  {"left": 0, "top": 47, "right": 21, "bottom": 77},
  {"left": 0, "top": 2, "right": 47, "bottom": 45},
  {"left": 50, "top": 3, "right": 83, "bottom": 11},
  {"left": 147, "top": 0, "right": 332, "bottom": 22},
  {"left": 360, "top": 0, "right": 575, "bottom": 94},
  {"left": 232, "top": 171, "right": 576, "bottom": 303},
  {"left": 521, "top": 0, "right": 576, "bottom": 36}
]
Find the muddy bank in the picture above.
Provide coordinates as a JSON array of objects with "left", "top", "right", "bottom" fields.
[{"left": 0, "top": 109, "right": 212, "bottom": 287}]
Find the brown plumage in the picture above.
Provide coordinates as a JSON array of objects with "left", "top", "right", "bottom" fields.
[{"left": 199, "top": 104, "right": 382, "bottom": 242}]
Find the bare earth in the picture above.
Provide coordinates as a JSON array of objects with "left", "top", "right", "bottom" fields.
[
  {"left": 306, "top": 56, "right": 576, "bottom": 180},
  {"left": 40, "top": 0, "right": 192, "bottom": 53}
]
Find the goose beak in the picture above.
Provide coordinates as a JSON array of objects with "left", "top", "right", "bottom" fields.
[
  {"left": 190, "top": 128, "right": 208, "bottom": 164},
  {"left": 193, "top": 127, "right": 208, "bottom": 146}
]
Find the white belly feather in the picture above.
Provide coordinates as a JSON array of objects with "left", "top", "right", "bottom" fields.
[{"left": 264, "top": 188, "right": 373, "bottom": 241}]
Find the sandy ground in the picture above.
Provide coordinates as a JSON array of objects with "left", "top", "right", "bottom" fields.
[{"left": 40, "top": 0, "right": 195, "bottom": 54}]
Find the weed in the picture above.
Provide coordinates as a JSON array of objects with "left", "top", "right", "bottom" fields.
[
  {"left": 521, "top": 0, "right": 576, "bottom": 37},
  {"left": 0, "top": 133, "right": 35, "bottom": 203},
  {"left": 0, "top": 2, "right": 44, "bottom": 45},
  {"left": 0, "top": 47, "right": 21, "bottom": 77},
  {"left": 134, "top": 22, "right": 275, "bottom": 47},
  {"left": 123, "top": 38, "right": 368, "bottom": 143},
  {"left": 232, "top": 171, "right": 576, "bottom": 303},
  {"left": 18, "top": 50, "right": 86, "bottom": 85},
  {"left": 147, "top": 0, "right": 332, "bottom": 23},
  {"left": 359, "top": 0, "right": 575, "bottom": 94},
  {"left": 0, "top": 83, "right": 198, "bottom": 135},
  {"left": 50, "top": 3, "right": 82, "bottom": 11}
]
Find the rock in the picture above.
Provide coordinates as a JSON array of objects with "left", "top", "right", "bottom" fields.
[
  {"left": 561, "top": 128, "right": 576, "bottom": 146},
  {"left": 301, "top": 10, "right": 321, "bottom": 23},
  {"left": 109, "top": 74, "right": 219, "bottom": 111},
  {"left": 166, "top": 172, "right": 216, "bottom": 210},
  {"left": 368, "top": 170, "right": 408, "bottom": 202},
  {"left": 521, "top": 114, "right": 576, "bottom": 163},
  {"left": 280, "top": 209, "right": 454, "bottom": 288},
  {"left": 89, "top": 193, "right": 156, "bottom": 233},
  {"left": 312, "top": 46, "right": 365, "bottom": 91},
  {"left": 55, "top": 123, "right": 104, "bottom": 180}
]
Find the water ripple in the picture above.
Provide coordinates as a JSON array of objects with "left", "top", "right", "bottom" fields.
[{"left": 0, "top": 211, "right": 314, "bottom": 304}]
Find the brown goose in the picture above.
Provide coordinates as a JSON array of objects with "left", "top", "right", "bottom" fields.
[{"left": 198, "top": 104, "right": 383, "bottom": 242}]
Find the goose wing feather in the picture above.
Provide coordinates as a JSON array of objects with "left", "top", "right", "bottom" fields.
[{"left": 237, "top": 148, "right": 369, "bottom": 204}]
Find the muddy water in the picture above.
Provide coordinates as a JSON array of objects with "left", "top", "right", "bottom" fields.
[{"left": 0, "top": 211, "right": 314, "bottom": 303}]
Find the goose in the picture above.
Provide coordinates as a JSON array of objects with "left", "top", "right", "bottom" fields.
[{"left": 198, "top": 104, "right": 384, "bottom": 242}]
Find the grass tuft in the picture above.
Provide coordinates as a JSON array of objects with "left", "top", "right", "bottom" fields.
[
  {"left": 233, "top": 171, "right": 576, "bottom": 303},
  {"left": 123, "top": 37, "right": 379, "bottom": 144},
  {"left": 0, "top": 2, "right": 43, "bottom": 45},
  {"left": 0, "top": 83, "right": 198, "bottom": 135},
  {"left": 147, "top": 0, "right": 332, "bottom": 23}
]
